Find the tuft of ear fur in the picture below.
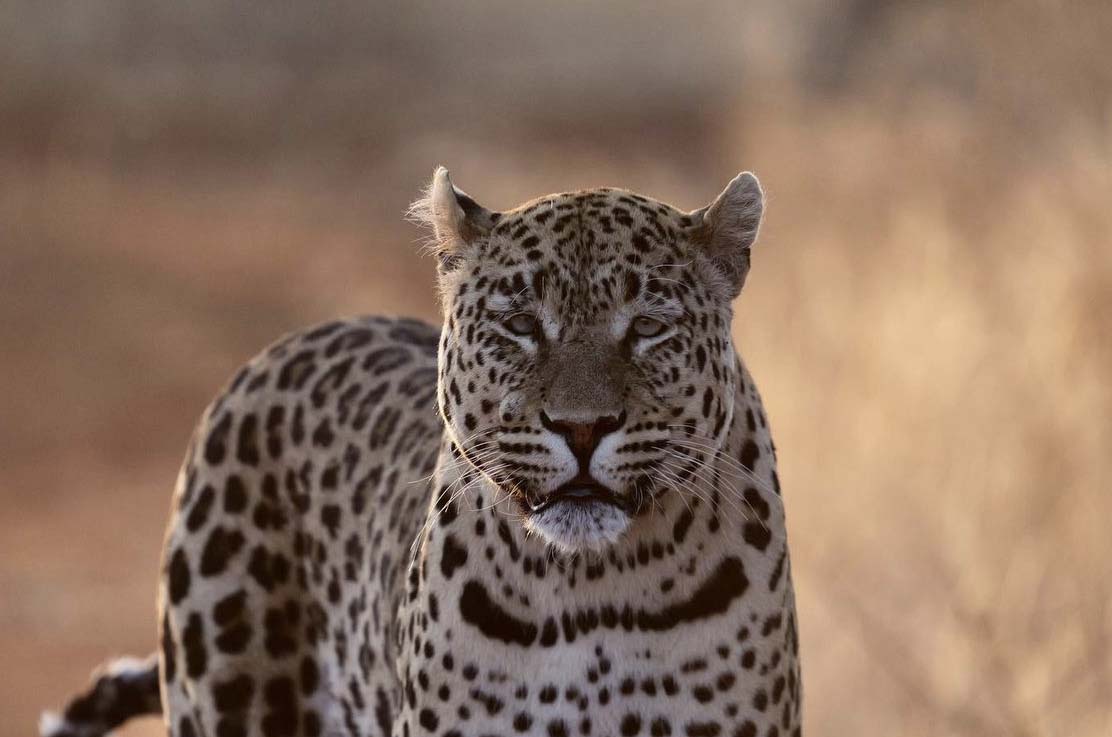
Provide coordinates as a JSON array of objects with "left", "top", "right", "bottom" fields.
[
  {"left": 407, "top": 166, "right": 497, "bottom": 269},
  {"left": 689, "top": 172, "right": 764, "bottom": 296}
]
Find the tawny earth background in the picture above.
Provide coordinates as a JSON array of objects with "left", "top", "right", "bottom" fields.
[{"left": 2, "top": 2, "right": 1110, "bottom": 735}]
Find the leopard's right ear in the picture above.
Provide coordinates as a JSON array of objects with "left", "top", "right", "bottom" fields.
[{"left": 407, "top": 167, "right": 498, "bottom": 269}]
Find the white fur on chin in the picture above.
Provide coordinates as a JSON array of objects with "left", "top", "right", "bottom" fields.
[{"left": 523, "top": 500, "right": 631, "bottom": 553}]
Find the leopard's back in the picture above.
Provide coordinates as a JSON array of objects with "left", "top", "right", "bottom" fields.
[{"left": 159, "top": 316, "right": 443, "bottom": 737}]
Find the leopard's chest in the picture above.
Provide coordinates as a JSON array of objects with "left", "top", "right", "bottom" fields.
[{"left": 393, "top": 498, "right": 798, "bottom": 737}]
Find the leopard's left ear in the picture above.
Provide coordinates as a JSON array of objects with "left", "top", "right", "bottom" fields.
[
  {"left": 688, "top": 172, "right": 764, "bottom": 296},
  {"left": 408, "top": 166, "right": 499, "bottom": 270}
]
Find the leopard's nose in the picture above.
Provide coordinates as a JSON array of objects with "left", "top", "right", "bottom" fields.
[{"left": 540, "top": 410, "right": 626, "bottom": 466}]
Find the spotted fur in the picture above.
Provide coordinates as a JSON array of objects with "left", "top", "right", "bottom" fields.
[{"left": 44, "top": 169, "right": 800, "bottom": 737}]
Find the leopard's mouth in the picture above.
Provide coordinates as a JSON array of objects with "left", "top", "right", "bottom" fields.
[
  {"left": 526, "top": 475, "right": 628, "bottom": 514},
  {"left": 520, "top": 475, "right": 634, "bottom": 552}
]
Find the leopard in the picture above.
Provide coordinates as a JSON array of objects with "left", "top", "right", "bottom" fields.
[{"left": 42, "top": 167, "right": 801, "bottom": 737}]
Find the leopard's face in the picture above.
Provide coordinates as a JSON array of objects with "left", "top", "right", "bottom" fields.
[{"left": 420, "top": 172, "right": 763, "bottom": 552}]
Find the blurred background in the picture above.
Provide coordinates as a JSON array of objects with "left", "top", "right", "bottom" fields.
[{"left": 2, "top": 1, "right": 1110, "bottom": 735}]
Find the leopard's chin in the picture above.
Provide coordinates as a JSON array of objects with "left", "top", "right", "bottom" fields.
[{"left": 522, "top": 499, "right": 631, "bottom": 553}]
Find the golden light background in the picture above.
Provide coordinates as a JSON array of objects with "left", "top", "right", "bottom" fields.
[{"left": 1, "top": 2, "right": 1109, "bottom": 735}]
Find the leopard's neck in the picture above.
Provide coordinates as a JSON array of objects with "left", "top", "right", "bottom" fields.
[{"left": 400, "top": 363, "right": 786, "bottom": 640}]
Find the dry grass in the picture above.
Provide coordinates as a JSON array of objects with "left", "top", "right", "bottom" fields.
[{"left": 1, "top": 2, "right": 1109, "bottom": 735}]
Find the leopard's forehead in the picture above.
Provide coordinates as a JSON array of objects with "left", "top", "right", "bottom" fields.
[
  {"left": 493, "top": 187, "right": 694, "bottom": 247},
  {"left": 465, "top": 188, "right": 701, "bottom": 319}
]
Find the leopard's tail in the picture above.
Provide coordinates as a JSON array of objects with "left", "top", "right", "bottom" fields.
[{"left": 40, "top": 654, "right": 161, "bottom": 737}]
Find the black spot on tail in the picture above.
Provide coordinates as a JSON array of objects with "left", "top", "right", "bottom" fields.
[{"left": 47, "top": 656, "right": 161, "bottom": 737}]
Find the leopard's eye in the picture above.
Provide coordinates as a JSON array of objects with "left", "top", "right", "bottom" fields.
[
  {"left": 505, "top": 313, "right": 539, "bottom": 336},
  {"left": 631, "top": 316, "right": 668, "bottom": 339}
]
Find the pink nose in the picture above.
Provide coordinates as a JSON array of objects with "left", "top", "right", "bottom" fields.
[{"left": 540, "top": 410, "right": 626, "bottom": 465}]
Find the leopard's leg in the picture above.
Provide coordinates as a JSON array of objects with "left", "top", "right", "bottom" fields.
[{"left": 159, "top": 429, "right": 331, "bottom": 737}]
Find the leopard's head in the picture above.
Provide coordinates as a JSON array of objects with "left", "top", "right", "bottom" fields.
[{"left": 413, "top": 168, "right": 763, "bottom": 552}]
